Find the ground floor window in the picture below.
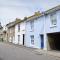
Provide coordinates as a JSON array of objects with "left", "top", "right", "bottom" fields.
[
  {"left": 18, "top": 35, "right": 20, "bottom": 44},
  {"left": 30, "top": 35, "right": 34, "bottom": 45}
]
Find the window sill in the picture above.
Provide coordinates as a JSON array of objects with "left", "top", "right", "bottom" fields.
[
  {"left": 30, "top": 30, "right": 34, "bottom": 32},
  {"left": 50, "top": 25, "right": 57, "bottom": 28}
]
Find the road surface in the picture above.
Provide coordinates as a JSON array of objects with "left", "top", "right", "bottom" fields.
[{"left": 0, "top": 42, "right": 59, "bottom": 60}]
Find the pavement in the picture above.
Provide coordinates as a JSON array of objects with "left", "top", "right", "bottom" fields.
[
  {"left": 0, "top": 42, "right": 60, "bottom": 60},
  {"left": 35, "top": 49, "right": 60, "bottom": 58}
]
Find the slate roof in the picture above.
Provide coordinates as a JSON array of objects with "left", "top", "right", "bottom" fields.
[
  {"left": 44, "top": 5, "right": 60, "bottom": 14},
  {"left": 6, "top": 21, "right": 15, "bottom": 28}
]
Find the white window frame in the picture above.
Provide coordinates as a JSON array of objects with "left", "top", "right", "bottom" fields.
[
  {"left": 31, "top": 35, "right": 34, "bottom": 45},
  {"left": 18, "top": 35, "right": 20, "bottom": 44},
  {"left": 30, "top": 20, "right": 34, "bottom": 31},
  {"left": 18, "top": 24, "right": 20, "bottom": 32},
  {"left": 50, "top": 12, "right": 57, "bottom": 27}
]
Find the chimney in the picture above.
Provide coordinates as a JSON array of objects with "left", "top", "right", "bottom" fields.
[{"left": 35, "top": 11, "right": 41, "bottom": 16}]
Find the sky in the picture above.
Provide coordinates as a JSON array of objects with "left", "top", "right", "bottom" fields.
[{"left": 0, "top": 0, "right": 60, "bottom": 26}]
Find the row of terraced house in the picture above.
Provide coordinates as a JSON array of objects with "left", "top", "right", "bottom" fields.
[{"left": 2, "top": 5, "right": 60, "bottom": 51}]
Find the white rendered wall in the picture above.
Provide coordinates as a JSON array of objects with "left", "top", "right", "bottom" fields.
[{"left": 14, "top": 21, "right": 25, "bottom": 45}]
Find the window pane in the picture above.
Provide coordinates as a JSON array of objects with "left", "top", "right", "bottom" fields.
[
  {"left": 50, "top": 12, "right": 57, "bottom": 26},
  {"left": 18, "top": 35, "right": 20, "bottom": 44},
  {"left": 30, "top": 20, "right": 34, "bottom": 31},
  {"left": 18, "top": 24, "right": 20, "bottom": 32},
  {"left": 31, "top": 35, "right": 34, "bottom": 45}
]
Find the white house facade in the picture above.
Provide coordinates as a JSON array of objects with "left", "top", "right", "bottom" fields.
[{"left": 14, "top": 19, "right": 26, "bottom": 46}]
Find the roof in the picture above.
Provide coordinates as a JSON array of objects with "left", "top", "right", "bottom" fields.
[
  {"left": 6, "top": 18, "right": 26, "bottom": 27},
  {"left": 15, "top": 17, "right": 28, "bottom": 25},
  {"left": 44, "top": 5, "right": 60, "bottom": 14},
  {"left": 6, "top": 21, "right": 15, "bottom": 28},
  {"left": 6, "top": 11, "right": 42, "bottom": 26},
  {"left": 6, "top": 5, "right": 60, "bottom": 27},
  {"left": 26, "top": 11, "right": 42, "bottom": 21},
  {"left": 22, "top": 5, "right": 60, "bottom": 21},
  {"left": 15, "top": 18, "right": 22, "bottom": 24}
]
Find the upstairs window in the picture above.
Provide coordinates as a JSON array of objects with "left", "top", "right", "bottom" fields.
[
  {"left": 18, "top": 24, "right": 20, "bottom": 32},
  {"left": 30, "top": 20, "right": 34, "bottom": 31},
  {"left": 50, "top": 12, "right": 57, "bottom": 26}
]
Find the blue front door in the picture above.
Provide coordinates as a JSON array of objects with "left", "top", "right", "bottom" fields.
[{"left": 40, "top": 35, "right": 44, "bottom": 49}]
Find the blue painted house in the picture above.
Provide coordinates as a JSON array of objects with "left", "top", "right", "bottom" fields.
[
  {"left": 44, "top": 5, "right": 60, "bottom": 50},
  {"left": 25, "top": 5, "right": 60, "bottom": 51},
  {"left": 25, "top": 11, "right": 45, "bottom": 49}
]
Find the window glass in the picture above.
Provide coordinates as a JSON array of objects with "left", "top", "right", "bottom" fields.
[
  {"left": 18, "top": 35, "right": 20, "bottom": 44},
  {"left": 18, "top": 24, "right": 20, "bottom": 32},
  {"left": 31, "top": 35, "right": 34, "bottom": 45},
  {"left": 30, "top": 20, "right": 34, "bottom": 31},
  {"left": 50, "top": 12, "right": 57, "bottom": 26}
]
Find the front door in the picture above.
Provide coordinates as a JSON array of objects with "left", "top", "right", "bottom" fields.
[
  {"left": 40, "top": 35, "right": 44, "bottom": 49},
  {"left": 23, "top": 34, "right": 25, "bottom": 45}
]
